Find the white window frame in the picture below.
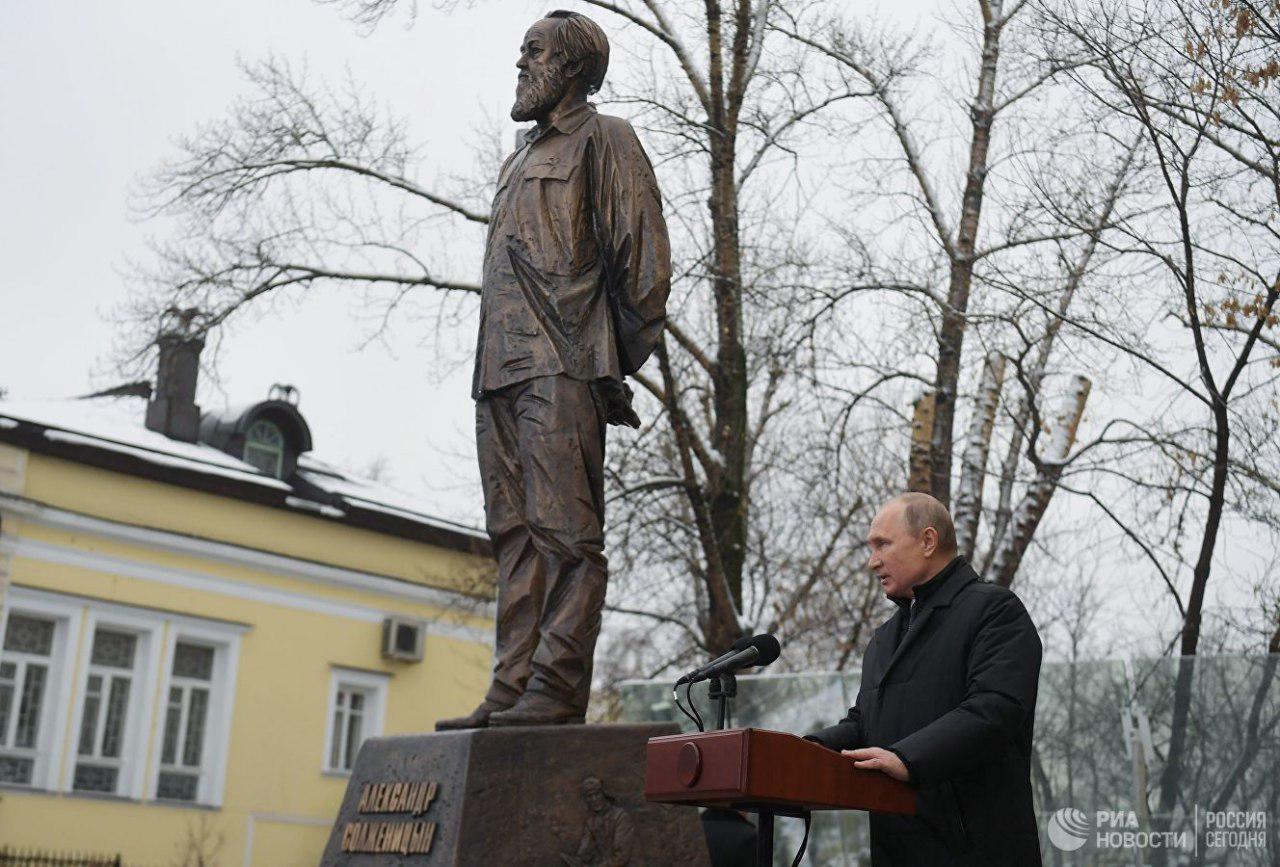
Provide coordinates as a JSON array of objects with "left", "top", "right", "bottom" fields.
[
  {"left": 65, "top": 607, "right": 161, "bottom": 799},
  {"left": 0, "top": 593, "right": 81, "bottom": 791},
  {"left": 322, "top": 667, "right": 388, "bottom": 775},
  {"left": 146, "top": 621, "right": 241, "bottom": 806},
  {"left": 0, "top": 586, "right": 243, "bottom": 806}
]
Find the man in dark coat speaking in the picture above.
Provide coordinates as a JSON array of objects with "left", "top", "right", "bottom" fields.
[{"left": 807, "top": 493, "right": 1043, "bottom": 865}]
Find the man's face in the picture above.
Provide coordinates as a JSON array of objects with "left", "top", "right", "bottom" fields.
[
  {"left": 584, "top": 790, "right": 605, "bottom": 812},
  {"left": 867, "top": 503, "right": 930, "bottom": 598},
  {"left": 512, "top": 19, "right": 569, "bottom": 123}
]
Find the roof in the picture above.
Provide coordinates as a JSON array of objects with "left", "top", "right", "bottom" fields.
[{"left": 0, "top": 395, "right": 490, "bottom": 557}]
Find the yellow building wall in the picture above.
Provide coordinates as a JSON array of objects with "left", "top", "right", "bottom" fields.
[
  {"left": 21, "top": 453, "right": 487, "bottom": 591},
  {"left": 0, "top": 449, "right": 495, "bottom": 866}
]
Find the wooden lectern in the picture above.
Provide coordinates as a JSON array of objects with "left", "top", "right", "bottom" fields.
[{"left": 645, "top": 728, "right": 916, "bottom": 866}]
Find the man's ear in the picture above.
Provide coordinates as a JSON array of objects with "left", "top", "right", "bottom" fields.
[
  {"left": 562, "top": 57, "right": 585, "bottom": 82},
  {"left": 920, "top": 527, "right": 938, "bottom": 558}
]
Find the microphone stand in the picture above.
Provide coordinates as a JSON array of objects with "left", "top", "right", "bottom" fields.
[
  {"left": 709, "top": 670, "right": 787, "bottom": 867},
  {"left": 708, "top": 671, "right": 737, "bottom": 730}
]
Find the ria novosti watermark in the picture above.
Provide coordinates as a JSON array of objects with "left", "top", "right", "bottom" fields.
[{"left": 1046, "top": 807, "right": 1269, "bottom": 855}]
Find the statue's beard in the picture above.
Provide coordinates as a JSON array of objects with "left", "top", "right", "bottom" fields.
[{"left": 511, "top": 65, "right": 568, "bottom": 122}]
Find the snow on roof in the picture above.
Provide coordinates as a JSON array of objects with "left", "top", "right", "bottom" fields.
[
  {"left": 1, "top": 397, "right": 258, "bottom": 474},
  {"left": 298, "top": 462, "right": 487, "bottom": 539},
  {"left": 0, "top": 396, "right": 486, "bottom": 541},
  {"left": 43, "top": 427, "right": 291, "bottom": 491}
]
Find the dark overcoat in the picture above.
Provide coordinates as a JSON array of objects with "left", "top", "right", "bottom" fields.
[{"left": 808, "top": 558, "right": 1044, "bottom": 866}]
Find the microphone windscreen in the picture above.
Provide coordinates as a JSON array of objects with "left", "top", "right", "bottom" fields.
[{"left": 748, "top": 633, "right": 781, "bottom": 666}]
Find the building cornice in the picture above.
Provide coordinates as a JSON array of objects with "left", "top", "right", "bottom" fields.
[
  {"left": 0, "top": 493, "right": 495, "bottom": 644},
  {"left": 0, "top": 421, "right": 491, "bottom": 557}
]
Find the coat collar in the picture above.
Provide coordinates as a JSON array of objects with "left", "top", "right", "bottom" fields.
[
  {"left": 874, "top": 557, "right": 976, "bottom": 689},
  {"left": 888, "top": 555, "right": 967, "bottom": 612}
]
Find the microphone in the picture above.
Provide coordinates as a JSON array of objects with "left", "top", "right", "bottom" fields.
[
  {"left": 675, "top": 634, "right": 753, "bottom": 686},
  {"left": 675, "top": 634, "right": 781, "bottom": 686}
]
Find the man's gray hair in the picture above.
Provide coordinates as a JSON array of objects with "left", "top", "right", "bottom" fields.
[
  {"left": 890, "top": 492, "right": 958, "bottom": 555},
  {"left": 545, "top": 10, "right": 610, "bottom": 93}
]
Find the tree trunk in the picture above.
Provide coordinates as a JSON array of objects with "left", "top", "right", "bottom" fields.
[
  {"left": 1152, "top": 405, "right": 1231, "bottom": 859},
  {"left": 954, "top": 352, "right": 1005, "bottom": 558},
  {"left": 989, "top": 374, "right": 1091, "bottom": 587},
  {"left": 928, "top": 12, "right": 1005, "bottom": 506},
  {"left": 700, "top": 0, "right": 750, "bottom": 652},
  {"left": 909, "top": 391, "right": 936, "bottom": 492}
]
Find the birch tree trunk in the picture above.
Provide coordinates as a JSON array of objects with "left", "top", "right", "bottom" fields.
[
  {"left": 953, "top": 352, "right": 1005, "bottom": 559},
  {"left": 989, "top": 374, "right": 1091, "bottom": 587}
]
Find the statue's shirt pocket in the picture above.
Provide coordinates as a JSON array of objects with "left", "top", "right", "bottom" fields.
[{"left": 519, "top": 159, "right": 581, "bottom": 272}]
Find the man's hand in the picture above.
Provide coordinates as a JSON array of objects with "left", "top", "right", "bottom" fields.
[{"left": 843, "top": 747, "right": 910, "bottom": 782}]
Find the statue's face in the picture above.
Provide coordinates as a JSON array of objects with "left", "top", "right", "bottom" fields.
[
  {"left": 512, "top": 19, "right": 569, "bottom": 123},
  {"left": 584, "top": 790, "right": 605, "bottom": 812}
]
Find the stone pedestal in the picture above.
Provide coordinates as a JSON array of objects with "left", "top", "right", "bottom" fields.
[{"left": 320, "top": 723, "right": 709, "bottom": 866}]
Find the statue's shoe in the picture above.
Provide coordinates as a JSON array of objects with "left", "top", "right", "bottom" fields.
[
  {"left": 434, "top": 699, "right": 510, "bottom": 731},
  {"left": 487, "top": 692, "right": 585, "bottom": 727}
]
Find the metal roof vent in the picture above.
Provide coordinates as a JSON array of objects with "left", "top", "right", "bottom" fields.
[{"left": 269, "top": 384, "right": 300, "bottom": 406}]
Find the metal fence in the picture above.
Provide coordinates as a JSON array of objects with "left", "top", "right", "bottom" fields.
[
  {"left": 617, "top": 654, "right": 1280, "bottom": 866},
  {"left": 0, "top": 851, "right": 122, "bottom": 867}
]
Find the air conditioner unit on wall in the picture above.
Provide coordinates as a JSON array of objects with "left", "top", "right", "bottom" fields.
[{"left": 382, "top": 617, "right": 425, "bottom": 662}]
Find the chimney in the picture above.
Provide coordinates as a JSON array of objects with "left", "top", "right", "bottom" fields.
[{"left": 144, "top": 308, "right": 205, "bottom": 443}]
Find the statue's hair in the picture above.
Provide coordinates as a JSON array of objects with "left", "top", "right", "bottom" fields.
[
  {"left": 888, "top": 492, "right": 958, "bottom": 555},
  {"left": 545, "top": 10, "right": 610, "bottom": 93}
]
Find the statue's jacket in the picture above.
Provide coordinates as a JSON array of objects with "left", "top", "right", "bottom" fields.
[{"left": 472, "top": 102, "right": 671, "bottom": 403}]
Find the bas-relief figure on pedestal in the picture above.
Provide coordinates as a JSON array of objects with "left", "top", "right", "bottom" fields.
[
  {"left": 560, "top": 777, "right": 636, "bottom": 866},
  {"left": 438, "top": 9, "right": 671, "bottom": 729}
]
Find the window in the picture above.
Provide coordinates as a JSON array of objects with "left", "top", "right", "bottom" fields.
[
  {"left": 156, "top": 642, "right": 214, "bottom": 802},
  {"left": 0, "top": 589, "right": 242, "bottom": 804},
  {"left": 324, "top": 668, "right": 387, "bottom": 774},
  {"left": 0, "top": 614, "right": 56, "bottom": 785},
  {"left": 243, "top": 420, "right": 285, "bottom": 478},
  {"left": 73, "top": 627, "right": 141, "bottom": 794}
]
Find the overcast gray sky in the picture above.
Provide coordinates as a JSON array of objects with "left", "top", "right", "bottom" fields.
[
  {"left": 0, "top": 0, "right": 568, "bottom": 523},
  {"left": 1, "top": 0, "right": 950, "bottom": 525},
  {"left": 6, "top": 1, "right": 1267, "bottom": 661},
  {"left": 0, "top": 0, "right": 950, "bottom": 511}
]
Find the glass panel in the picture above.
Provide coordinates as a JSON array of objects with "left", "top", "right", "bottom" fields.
[
  {"left": 90, "top": 630, "right": 137, "bottom": 669},
  {"left": 4, "top": 615, "right": 54, "bottom": 655},
  {"left": 73, "top": 763, "right": 118, "bottom": 793},
  {"left": 243, "top": 444, "right": 283, "bottom": 477},
  {"left": 101, "top": 676, "right": 131, "bottom": 758},
  {"left": 79, "top": 674, "right": 104, "bottom": 755},
  {"left": 161, "top": 691, "right": 182, "bottom": 765},
  {"left": 182, "top": 688, "right": 208, "bottom": 767},
  {"left": 0, "top": 661, "right": 16, "bottom": 679},
  {"left": 344, "top": 704, "right": 363, "bottom": 770},
  {"left": 15, "top": 664, "right": 47, "bottom": 749},
  {"left": 0, "top": 755, "right": 34, "bottom": 784},
  {"left": 78, "top": 691, "right": 101, "bottom": 755},
  {"left": 244, "top": 421, "right": 285, "bottom": 477},
  {"left": 349, "top": 692, "right": 365, "bottom": 713},
  {"left": 172, "top": 643, "right": 214, "bottom": 680},
  {"left": 246, "top": 420, "right": 284, "bottom": 447},
  {"left": 329, "top": 709, "right": 343, "bottom": 769},
  {"left": 157, "top": 770, "right": 198, "bottom": 801},
  {"left": 0, "top": 682, "right": 12, "bottom": 745}
]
